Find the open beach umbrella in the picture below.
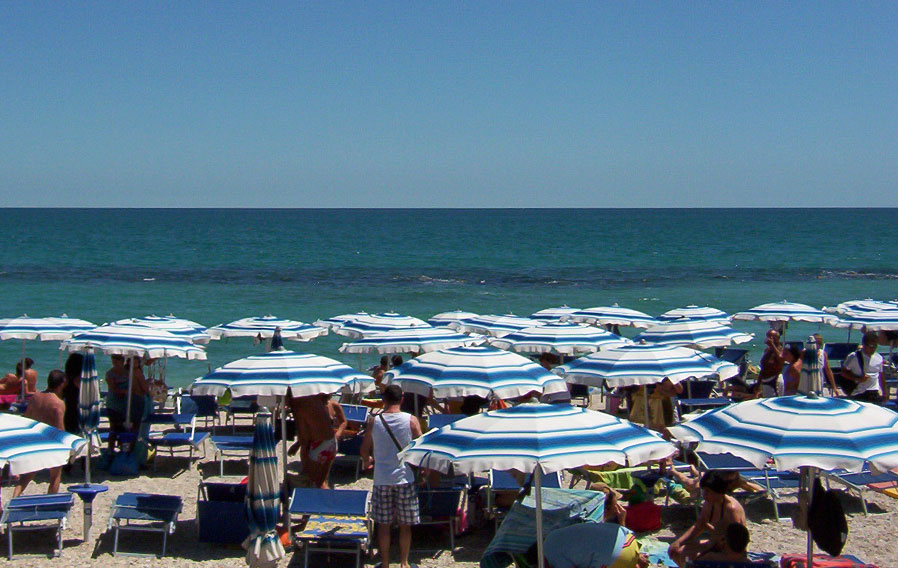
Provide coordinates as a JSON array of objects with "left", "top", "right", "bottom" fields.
[
  {"left": 243, "top": 409, "right": 285, "bottom": 568},
  {"left": 0, "top": 413, "right": 87, "bottom": 475},
  {"left": 633, "top": 319, "right": 753, "bottom": 350},
  {"left": 488, "top": 321, "right": 630, "bottom": 356},
  {"left": 325, "top": 312, "right": 431, "bottom": 339},
  {"left": 668, "top": 395, "right": 898, "bottom": 568},
  {"left": 338, "top": 327, "right": 479, "bottom": 355},
  {"left": 529, "top": 306, "right": 579, "bottom": 322},
  {"left": 823, "top": 299, "right": 898, "bottom": 316},
  {"left": 114, "top": 315, "right": 211, "bottom": 344},
  {"left": 567, "top": 304, "right": 658, "bottom": 329},
  {"left": 450, "top": 314, "right": 542, "bottom": 338},
  {"left": 657, "top": 305, "right": 730, "bottom": 324},
  {"left": 208, "top": 315, "right": 327, "bottom": 344},
  {"left": 732, "top": 301, "right": 837, "bottom": 331},
  {"left": 383, "top": 345, "right": 568, "bottom": 400},
  {"left": 398, "top": 403, "right": 677, "bottom": 568},
  {"left": 313, "top": 311, "right": 370, "bottom": 331},
  {"left": 830, "top": 310, "right": 898, "bottom": 332},
  {"left": 427, "top": 310, "right": 480, "bottom": 327}
]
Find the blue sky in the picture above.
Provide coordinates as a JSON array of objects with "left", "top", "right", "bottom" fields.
[{"left": 2, "top": 2, "right": 896, "bottom": 207}]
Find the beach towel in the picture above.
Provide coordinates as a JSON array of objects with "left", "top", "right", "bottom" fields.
[
  {"left": 543, "top": 523, "right": 642, "bottom": 568},
  {"left": 779, "top": 554, "right": 877, "bottom": 568}
]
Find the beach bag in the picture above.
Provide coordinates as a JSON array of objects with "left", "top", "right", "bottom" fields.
[
  {"left": 807, "top": 478, "right": 848, "bottom": 557},
  {"left": 148, "top": 378, "right": 168, "bottom": 404},
  {"left": 779, "top": 554, "right": 877, "bottom": 568},
  {"left": 624, "top": 500, "right": 661, "bottom": 532}
]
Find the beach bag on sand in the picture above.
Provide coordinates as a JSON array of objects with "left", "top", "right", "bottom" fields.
[
  {"left": 779, "top": 554, "right": 877, "bottom": 568},
  {"left": 807, "top": 479, "right": 848, "bottom": 557},
  {"left": 624, "top": 501, "right": 661, "bottom": 532}
]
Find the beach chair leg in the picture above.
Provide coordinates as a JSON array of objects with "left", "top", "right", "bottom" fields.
[
  {"left": 450, "top": 518, "right": 455, "bottom": 552},
  {"left": 56, "top": 520, "right": 63, "bottom": 557},
  {"left": 113, "top": 525, "right": 120, "bottom": 556},
  {"left": 8, "top": 523, "right": 13, "bottom": 560},
  {"left": 219, "top": 454, "right": 224, "bottom": 477},
  {"left": 861, "top": 492, "right": 869, "bottom": 516},
  {"left": 304, "top": 541, "right": 310, "bottom": 568},
  {"left": 161, "top": 531, "right": 167, "bottom": 557}
]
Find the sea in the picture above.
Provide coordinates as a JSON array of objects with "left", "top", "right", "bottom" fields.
[{"left": 1, "top": 208, "right": 896, "bottom": 389}]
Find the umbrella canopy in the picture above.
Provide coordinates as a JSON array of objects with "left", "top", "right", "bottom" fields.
[
  {"left": 0, "top": 413, "right": 87, "bottom": 475},
  {"left": 823, "top": 299, "right": 898, "bottom": 316},
  {"left": 114, "top": 315, "right": 211, "bottom": 344},
  {"left": 0, "top": 315, "right": 95, "bottom": 341},
  {"left": 326, "top": 312, "right": 431, "bottom": 339},
  {"left": 488, "top": 321, "right": 630, "bottom": 356},
  {"left": 568, "top": 304, "right": 657, "bottom": 329},
  {"left": 61, "top": 323, "right": 207, "bottom": 360},
  {"left": 657, "top": 305, "right": 730, "bottom": 324},
  {"left": 529, "top": 306, "right": 579, "bottom": 322},
  {"left": 668, "top": 395, "right": 898, "bottom": 474},
  {"left": 208, "top": 316, "right": 327, "bottom": 342},
  {"left": 243, "top": 410, "right": 285, "bottom": 567},
  {"left": 633, "top": 319, "right": 754, "bottom": 350},
  {"left": 427, "top": 310, "right": 480, "bottom": 327},
  {"left": 313, "top": 311, "right": 370, "bottom": 331},
  {"left": 831, "top": 310, "right": 898, "bottom": 332},
  {"left": 732, "top": 301, "right": 838, "bottom": 325},
  {"left": 191, "top": 350, "right": 370, "bottom": 398},
  {"left": 383, "top": 345, "right": 568, "bottom": 399},
  {"left": 338, "top": 327, "right": 479, "bottom": 354},
  {"left": 556, "top": 343, "right": 739, "bottom": 388},
  {"left": 450, "top": 314, "right": 542, "bottom": 338}
]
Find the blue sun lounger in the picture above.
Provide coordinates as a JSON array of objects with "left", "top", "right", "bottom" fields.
[
  {"left": 821, "top": 467, "right": 898, "bottom": 515},
  {"left": 209, "top": 435, "right": 254, "bottom": 476},
  {"left": 107, "top": 492, "right": 183, "bottom": 557},
  {"left": 426, "top": 413, "right": 466, "bottom": 430},
  {"left": 1, "top": 492, "right": 75, "bottom": 559},
  {"left": 696, "top": 452, "right": 798, "bottom": 521},
  {"left": 146, "top": 412, "right": 210, "bottom": 471},
  {"left": 289, "top": 488, "right": 371, "bottom": 568}
]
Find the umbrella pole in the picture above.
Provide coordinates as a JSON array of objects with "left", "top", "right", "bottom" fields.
[
  {"left": 643, "top": 387, "right": 650, "bottom": 429},
  {"left": 281, "top": 396, "right": 290, "bottom": 530},
  {"left": 806, "top": 466, "right": 816, "bottom": 568},
  {"left": 534, "top": 465, "right": 545, "bottom": 568},
  {"left": 124, "top": 357, "right": 135, "bottom": 429},
  {"left": 19, "top": 339, "right": 26, "bottom": 401}
]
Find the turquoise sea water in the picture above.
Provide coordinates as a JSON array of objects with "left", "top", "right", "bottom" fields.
[{"left": 1, "top": 208, "right": 896, "bottom": 388}]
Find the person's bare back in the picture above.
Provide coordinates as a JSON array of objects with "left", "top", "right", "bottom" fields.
[{"left": 25, "top": 391, "right": 65, "bottom": 430}]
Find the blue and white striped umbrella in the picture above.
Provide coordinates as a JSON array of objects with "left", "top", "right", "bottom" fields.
[
  {"left": 427, "top": 310, "right": 480, "bottom": 327},
  {"left": 339, "top": 327, "right": 479, "bottom": 354},
  {"left": 78, "top": 350, "right": 101, "bottom": 448},
  {"left": 450, "top": 314, "right": 542, "bottom": 338},
  {"left": 732, "top": 301, "right": 837, "bottom": 325},
  {"left": 0, "top": 413, "right": 87, "bottom": 475},
  {"left": 326, "top": 312, "right": 431, "bottom": 339},
  {"left": 208, "top": 316, "right": 327, "bottom": 342},
  {"left": 529, "top": 306, "right": 579, "bottom": 323},
  {"left": 823, "top": 299, "right": 898, "bottom": 316},
  {"left": 556, "top": 343, "right": 738, "bottom": 388},
  {"left": 831, "top": 310, "right": 898, "bottom": 332},
  {"left": 488, "top": 322, "right": 630, "bottom": 356},
  {"left": 62, "top": 323, "right": 207, "bottom": 360},
  {"left": 114, "top": 315, "right": 211, "bottom": 344},
  {"left": 313, "top": 311, "right": 370, "bottom": 331},
  {"left": 633, "top": 319, "right": 754, "bottom": 350},
  {"left": 669, "top": 395, "right": 898, "bottom": 474},
  {"left": 0, "top": 315, "right": 95, "bottom": 341},
  {"left": 243, "top": 410, "right": 285, "bottom": 567},
  {"left": 191, "top": 350, "right": 371, "bottom": 398},
  {"left": 657, "top": 305, "right": 730, "bottom": 324},
  {"left": 383, "top": 345, "right": 568, "bottom": 399},
  {"left": 568, "top": 304, "right": 658, "bottom": 329}
]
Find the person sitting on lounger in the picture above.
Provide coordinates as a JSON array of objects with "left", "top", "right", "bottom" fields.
[
  {"left": 13, "top": 370, "right": 67, "bottom": 497},
  {"left": 697, "top": 522, "right": 751, "bottom": 563},
  {"left": 668, "top": 471, "right": 746, "bottom": 567}
]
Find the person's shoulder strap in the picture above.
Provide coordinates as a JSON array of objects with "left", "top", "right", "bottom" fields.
[
  {"left": 379, "top": 413, "right": 403, "bottom": 452},
  {"left": 854, "top": 349, "right": 866, "bottom": 374}
]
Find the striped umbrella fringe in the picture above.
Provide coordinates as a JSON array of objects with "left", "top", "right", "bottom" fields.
[
  {"left": 327, "top": 312, "right": 431, "bottom": 339},
  {"left": 450, "top": 314, "right": 542, "bottom": 338},
  {"left": 383, "top": 345, "right": 568, "bottom": 399},
  {"left": 488, "top": 322, "right": 630, "bottom": 356},
  {"left": 244, "top": 410, "right": 285, "bottom": 566},
  {"left": 0, "top": 315, "right": 95, "bottom": 341},
  {"left": 208, "top": 316, "right": 326, "bottom": 342},
  {"left": 824, "top": 299, "right": 898, "bottom": 316},
  {"left": 529, "top": 306, "right": 580, "bottom": 323},
  {"left": 732, "top": 301, "right": 838, "bottom": 324},
  {"left": 657, "top": 305, "right": 730, "bottom": 324},
  {"left": 114, "top": 315, "right": 211, "bottom": 344},
  {"left": 339, "top": 327, "right": 479, "bottom": 354},
  {"left": 61, "top": 323, "right": 207, "bottom": 360},
  {"left": 78, "top": 350, "right": 102, "bottom": 445},
  {"left": 0, "top": 414, "right": 87, "bottom": 475},
  {"left": 191, "top": 350, "right": 370, "bottom": 397},
  {"left": 427, "top": 310, "right": 480, "bottom": 327},
  {"left": 669, "top": 395, "right": 898, "bottom": 473},
  {"left": 399, "top": 402, "right": 676, "bottom": 475},
  {"left": 831, "top": 310, "right": 898, "bottom": 332},
  {"left": 556, "top": 343, "right": 738, "bottom": 387},
  {"left": 313, "top": 312, "right": 370, "bottom": 331},
  {"left": 567, "top": 305, "right": 658, "bottom": 329},
  {"left": 633, "top": 320, "right": 754, "bottom": 350}
]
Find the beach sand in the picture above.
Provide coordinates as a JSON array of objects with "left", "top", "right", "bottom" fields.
[{"left": 5, "top": 432, "right": 898, "bottom": 567}]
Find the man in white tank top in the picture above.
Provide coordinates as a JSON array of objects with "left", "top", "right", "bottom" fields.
[{"left": 361, "top": 384, "right": 423, "bottom": 568}]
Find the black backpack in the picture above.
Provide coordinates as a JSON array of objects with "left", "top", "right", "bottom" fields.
[{"left": 807, "top": 477, "right": 848, "bottom": 557}]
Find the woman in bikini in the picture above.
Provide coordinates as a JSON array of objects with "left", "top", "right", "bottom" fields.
[{"left": 669, "top": 471, "right": 746, "bottom": 567}]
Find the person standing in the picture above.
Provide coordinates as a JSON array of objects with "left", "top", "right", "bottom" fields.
[
  {"left": 13, "top": 370, "right": 67, "bottom": 497},
  {"left": 799, "top": 335, "right": 838, "bottom": 396},
  {"left": 757, "top": 329, "right": 784, "bottom": 397},
  {"left": 840, "top": 331, "right": 887, "bottom": 403},
  {"left": 287, "top": 392, "right": 347, "bottom": 489},
  {"left": 361, "top": 385, "right": 423, "bottom": 568}
]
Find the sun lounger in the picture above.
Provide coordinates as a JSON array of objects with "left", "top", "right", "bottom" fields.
[
  {"left": 289, "top": 488, "right": 370, "bottom": 568},
  {"left": 107, "top": 492, "right": 182, "bottom": 557},
  {"left": 196, "top": 480, "right": 250, "bottom": 545},
  {"left": 146, "top": 412, "right": 210, "bottom": 471},
  {"left": 0, "top": 492, "right": 75, "bottom": 559},
  {"left": 678, "top": 397, "right": 733, "bottom": 414},
  {"left": 426, "top": 413, "right": 466, "bottom": 430},
  {"left": 222, "top": 396, "right": 258, "bottom": 433},
  {"left": 486, "top": 469, "right": 561, "bottom": 528},
  {"left": 821, "top": 467, "right": 898, "bottom": 515},
  {"left": 417, "top": 484, "right": 466, "bottom": 552},
  {"left": 209, "top": 435, "right": 254, "bottom": 477},
  {"left": 779, "top": 553, "right": 876, "bottom": 567},
  {"left": 180, "top": 394, "right": 220, "bottom": 432},
  {"left": 696, "top": 452, "right": 797, "bottom": 521}
]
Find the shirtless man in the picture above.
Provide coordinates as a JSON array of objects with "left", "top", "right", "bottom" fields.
[
  {"left": 288, "top": 392, "right": 347, "bottom": 489},
  {"left": 669, "top": 471, "right": 746, "bottom": 567},
  {"left": 372, "top": 356, "right": 390, "bottom": 392},
  {"left": 0, "top": 357, "right": 38, "bottom": 396},
  {"left": 13, "top": 370, "right": 67, "bottom": 497}
]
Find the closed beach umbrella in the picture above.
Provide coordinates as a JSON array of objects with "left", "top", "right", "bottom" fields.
[
  {"left": 568, "top": 304, "right": 657, "bottom": 329},
  {"left": 529, "top": 305, "right": 579, "bottom": 322},
  {"left": 338, "top": 327, "right": 479, "bottom": 354},
  {"left": 450, "top": 314, "right": 541, "bottom": 338},
  {"left": 115, "top": 315, "right": 211, "bottom": 344},
  {"left": 383, "top": 345, "right": 568, "bottom": 400},
  {"left": 326, "top": 312, "right": 431, "bottom": 339},
  {"left": 243, "top": 410, "right": 285, "bottom": 568},
  {"left": 427, "top": 310, "right": 479, "bottom": 327},
  {"left": 208, "top": 315, "right": 327, "bottom": 343},
  {"left": 732, "top": 301, "right": 837, "bottom": 325},
  {"left": 633, "top": 319, "right": 753, "bottom": 350},
  {"left": 657, "top": 305, "right": 730, "bottom": 324},
  {"left": 0, "top": 413, "right": 87, "bottom": 475},
  {"left": 78, "top": 349, "right": 101, "bottom": 482},
  {"left": 399, "top": 403, "right": 676, "bottom": 568},
  {"left": 488, "top": 321, "right": 630, "bottom": 356}
]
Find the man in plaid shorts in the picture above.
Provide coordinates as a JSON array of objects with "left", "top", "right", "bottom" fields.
[{"left": 361, "top": 384, "right": 423, "bottom": 568}]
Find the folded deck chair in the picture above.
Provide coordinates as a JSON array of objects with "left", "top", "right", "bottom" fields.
[
  {"left": 417, "top": 484, "right": 466, "bottom": 552},
  {"left": 196, "top": 480, "right": 250, "bottom": 544},
  {"left": 821, "top": 467, "right": 898, "bottom": 515},
  {"left": 146, "top": 412, "right": 210, "bottom": 471},
  {"left": 209, "top": 435, "right": 254, "bottom": 477},
  {"left": 696, "top": 452, "right": 796, "bottom": 521},
  {"left": 107, "top": 492, "right": 182, "bottom": 557},
  {"left": 289, "top": 488, "right": 370, "bottom": 568},
  {"left": 0, "top": 493, "right": 75, "bottom": 559}
]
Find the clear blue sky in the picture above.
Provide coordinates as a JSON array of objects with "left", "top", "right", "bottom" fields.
[{"left": 2, "top": 2, "right": 896, "bottom": 207}]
